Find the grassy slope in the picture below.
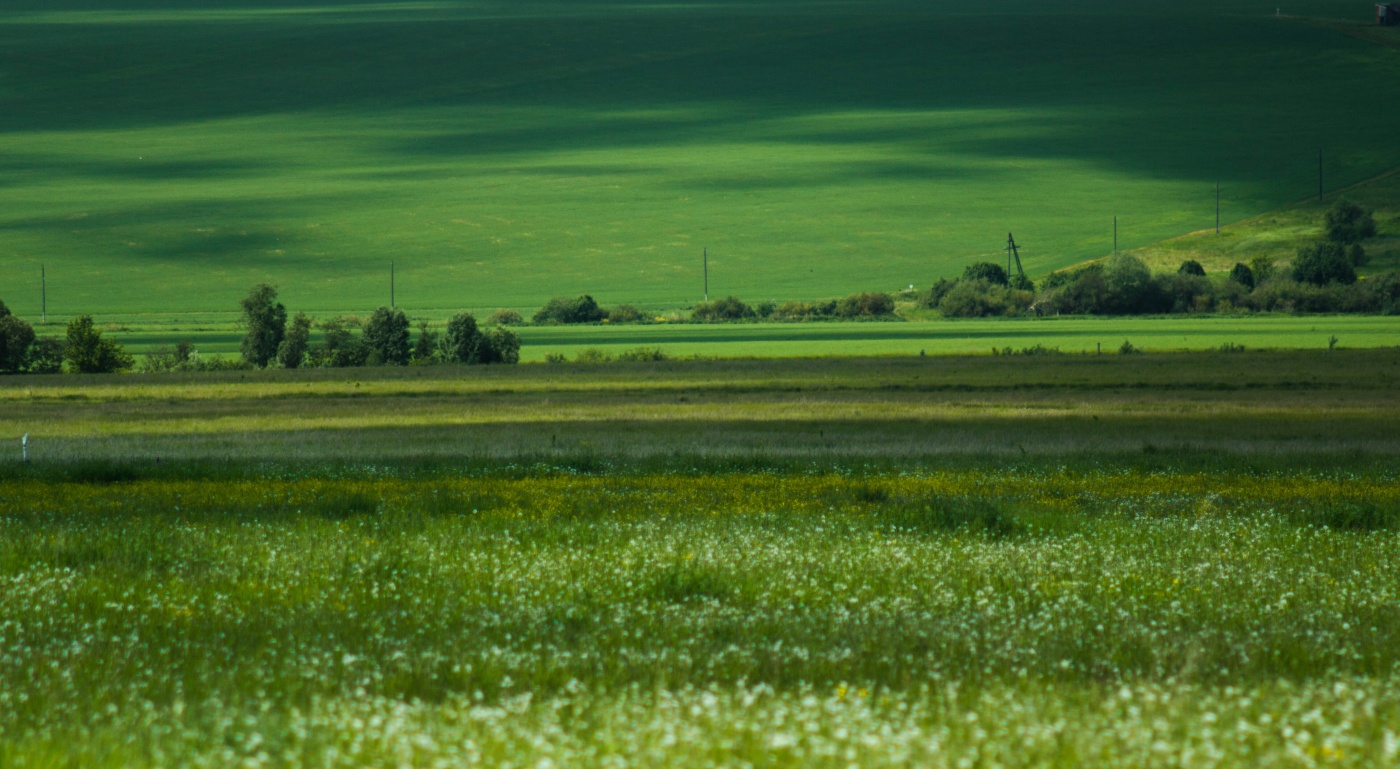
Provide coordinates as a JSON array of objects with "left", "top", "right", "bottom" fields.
[
  {"left": 2, "top": 1, "right": 1400, "bottom": 319},
  {"left": 1127, "top": 150, "right": 1400, "bottom": 276}
]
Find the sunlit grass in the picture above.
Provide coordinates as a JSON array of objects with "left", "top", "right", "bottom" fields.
[{"left": 1, "top": 2, "right": 1399, "bottom": 319}]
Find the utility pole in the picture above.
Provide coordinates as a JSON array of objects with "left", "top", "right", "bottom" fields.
[
  {"left": 390, "top": 261, "right": 395, "bottom": 308},
  {"left": 703, "top": 248, "right": 709, "bottom": 302},
  {"left": 1215, "top": 181, "right": 1220, "bottom": 234},
  {"left": 40, "top": 265, "right": 47, "bottom": 324}
]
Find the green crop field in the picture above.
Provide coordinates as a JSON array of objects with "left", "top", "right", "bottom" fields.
[
  {"left": 72, "top": 313, "right": 1400, "bottom": 362},
  {"left": 2, "top": 0, "right": 1400, "bottom": 320},
  {"left": 4, "top": 352, "right": 1400, "bottom": 766}
]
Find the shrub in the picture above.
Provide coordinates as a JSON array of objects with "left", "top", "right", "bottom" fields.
[
  {"left": 1248, "top": 255, "right": 1276, "bottom": 285},
  {"left": 938, "top": 280, "right": 1032, "bottom": 318},
  {"left": 533, "top": 295, "right": 605, "bottom": 324},
  {"left": 363, "top": 306, "right": 411, "bottom": 366},
  {"left": 1228, "top": 262, "right": 1255, "bottom": 290},
  {"left": 607, "top": 304, "right": 644, "bottom": 324},
  {"left": 772, "top": 300, "right": 836, "bottom": 320},
  {"left": 142, "top": 340, "right": 197, "bottom": 373},
  {"left": 1293, "top": 242, "right": 1357, "bottom": 286},
  {"left": 1102, "top": 254, "right": 1166, "bottom": 314},
  {"left": 1324, "top": 199, "right": 1377, "bottom": 245},
  {"left": 482, "top": 326, "right": 521, "bottom": 364},
  {"left": 64, "top": 315, "right": 133, "bottom": 373},
  {"left": 1118, "top": 340, "right": 1141, "bottom": 355},
  {"left": 544, "top": 352, "right": 567, "bottom": 364},
  {"left": 1009, "top": 273, "right": 1035, "bottom": 292},
  {"left": 1157, "top": 272, "right": 1214, "bottom": 313},
  {"left": 26, "top": 337, "right": 64, "bottom": 374},
  {"left": 691, "top": 296, "right": 755, "bottom": 322},
  {"left": 278, "top": 313, "right": 312, "bottom": 369},
  {"left": 1348, "top": 243, "right": 1369, "bottom": 267},
  {"left": 756, "top": 301, "right": 776, "bottom": 318},
  {"left": 442, "top": 312, "right": 483, "bottom": 364},
  {"left": 238, "top": 284, "right": 287, "bottom": 368},
  {"left": 575, "top": 347, "right": 612, "bottom": 363},
  {"left": 615, "top": 347, "right": 669, "bottom": 362},
  {"left": 1037, "top": 266, "right": 1107, "bottom": 315},
  {"left": 486, "top": 309, "right": 523, "bottom": 326},
  {"left": 834, "top": 292, "right": 895, "bottom": 318},
  {"left": 410, "top": 321, "right": 439, "bottom": 364},
  {"left": 310, "top": 317, "right": 367, "bottom": 368},
  {"left": 961, "top": 262, "right": 1009, "bottom": 286},
  {"left": 1177, "top": 260, "right": 1206, "bottom": 276},
  {"left": 1247, "top": 278, "right": 1349, "bottom": 313},
  {"left": 923, "top": 278, "right": 956, "bottom": 309},
  {"left": 0, "top": 308, "right": 35, "bottom": 374}
]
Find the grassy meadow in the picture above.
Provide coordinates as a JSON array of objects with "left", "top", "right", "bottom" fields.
[
  {"left": 3, "top": 352, "right": 1400, "bottom": 765},
  {"left": 2, "top": 0, "right": 1400, "bottom": 319},
  {"left": 33, "top": 313, "right": 1400, "bottom": 363}
]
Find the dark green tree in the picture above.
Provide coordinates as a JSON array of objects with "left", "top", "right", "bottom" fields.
[
  {"left": 962, "top": 262, "right": 1009, "bottom": 286},
  {"left": 363, "top": 306, "right": 411, "bottom": 365},
  {"left": 483, "top": 326, "right": 522, "bottom": 364},
  {"left": 238, "top": 284, "right": 287, "bottom": 368},
  {"left": 1348, "top": 243, "right": 1369, "bottom": 268},
  {"left": 1248, "top": 256, "right": 1276, "bottom": 285},
  {"left": 26, "top": 338, "right": 64, "bottom": 374},
  {"left": 311, "top": 317, "right": 367, "bottom": 368},
  {"left": 1293, "top": 242, "right": 1357, "bottom": 286},
  {"left": 277, "top": 312, "right": 312, "bottom": 369},
  {"left": 64, "top": 315, "right": 133, "bottom": 374},
  {"left": 1102, "top": 254, "right": 1166, "bottom": 314},
  {"left": 1177, "top": 260, "right": 1206, "bottom": 276},
  {"left": 690, "top": 296, "right": 755, "bottom": 322},
  {"left": 443, "top": 312, "right": 484, "bottom": 363},
  {"left": 411, "top": 321, "right": 439, "bottom": 364},
  {"left": 1324, "top": 199, "right": 1377, "bottom": 245},
  {"left": 533, "top": 295, "right": 606, "bottom": 324},
  {"left": 0, "top": 301, "right": 35, "bottom": 374},
  {"left": 1228, "top": 262, "right": 1255, "bottom": 290}
]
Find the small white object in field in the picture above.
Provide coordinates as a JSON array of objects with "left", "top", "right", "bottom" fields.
[{"left": 21, "top": 433, "right": 27, "bottom": 462}]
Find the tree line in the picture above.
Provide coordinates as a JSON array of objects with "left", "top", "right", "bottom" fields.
[
  {"left": 927, "top": 199, "right": 1400, "bottom": 317},
  {"left": 0, "top": 285, "right": 521, "bottom": 375},
  {"left": 230, "top": 285, "right": 520, "bottom": 371}
]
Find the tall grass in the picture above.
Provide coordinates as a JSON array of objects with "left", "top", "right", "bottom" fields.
[{"left": 2, "top": 471, "right": 1400, "bottom": 766}]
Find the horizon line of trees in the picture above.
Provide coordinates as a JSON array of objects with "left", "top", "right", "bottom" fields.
[
  {"left": 0, "top": 285, "right": 523, "bottom": 375},
  {"left": 232, "top": 285, "right": 520, "bottom": 371},
  {"left": 927, "top": 199, "right": 1399, "bottom": 318}
]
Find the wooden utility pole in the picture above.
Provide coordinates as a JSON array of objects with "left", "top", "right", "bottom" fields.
[
  {"left": 40, "top": 265, "right": 47, "bottom": 323},
  {"left": 703, "top": 248, "right": 709, "bottom": 302}
]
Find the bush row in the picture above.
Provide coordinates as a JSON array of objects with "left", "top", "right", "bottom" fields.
[
  {"left": 929, "top": 251, "right": 1400, "bottom": 318},
  {"left": 0, "top": 286, "right": 523, "bottom": 376},
  {"left": 237, "top": 285, "right": 520, "bottom": 370},
  {"left": 525, "top": 292, "right": 897, "bottom": 325}
]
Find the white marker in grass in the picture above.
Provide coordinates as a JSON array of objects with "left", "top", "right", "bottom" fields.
[{"left": 21, "top": 434, "right": 28, "bottom": 463}]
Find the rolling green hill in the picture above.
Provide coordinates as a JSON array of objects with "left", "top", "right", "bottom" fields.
[{"left": 2, "top": 0, "right": 1399, "bottom": 319}]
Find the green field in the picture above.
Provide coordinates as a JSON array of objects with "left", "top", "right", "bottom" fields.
[
  {"left": 4, "top": 353, "right": 1400, "bottom": 766},
  {"left": 2, "top": 0, "right": 1400, "bottom": 319},
  {"left": 65, "top": 313, "right": 1400, "bottom": 362}
]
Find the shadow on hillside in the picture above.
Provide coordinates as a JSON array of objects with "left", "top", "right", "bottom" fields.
[{"left": 0, "top": 7, "right": 1397, "bottom": 191}]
